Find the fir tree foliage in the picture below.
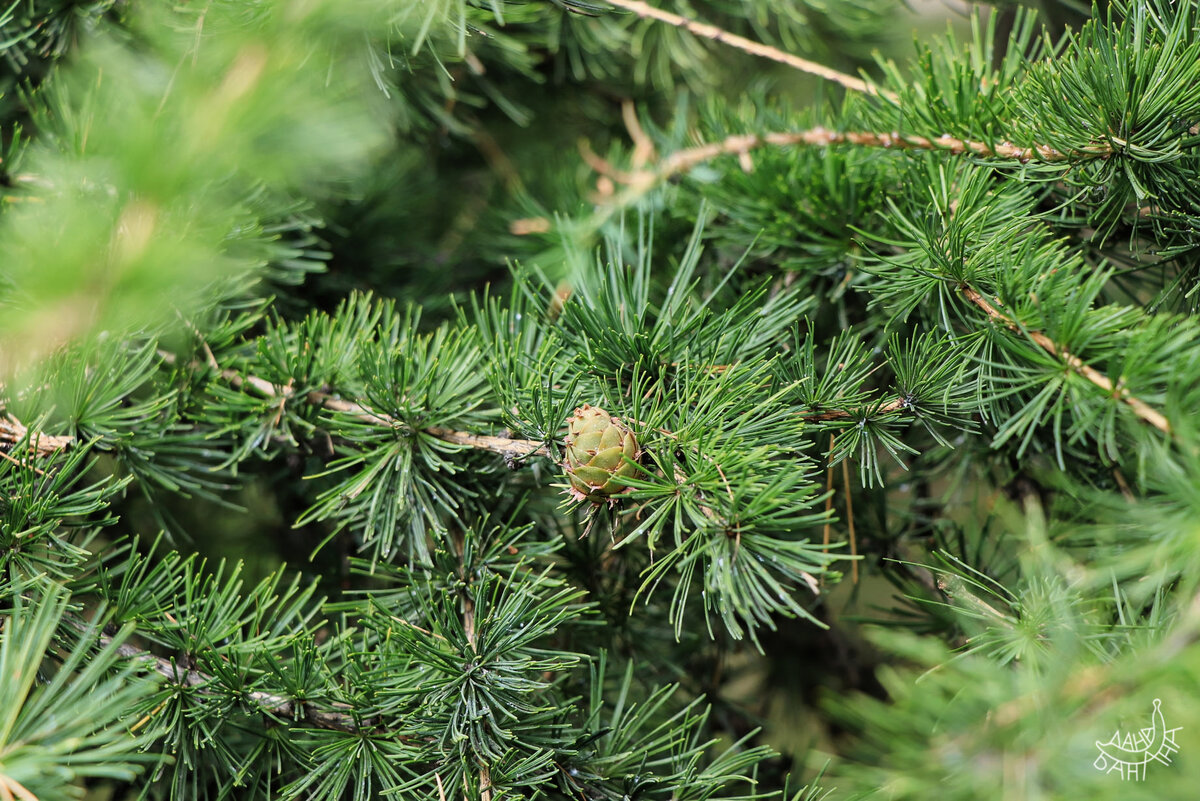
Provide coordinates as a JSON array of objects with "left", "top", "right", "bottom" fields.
[{"left": 3, "top": 0, "right": 1200, "bottom": 800}]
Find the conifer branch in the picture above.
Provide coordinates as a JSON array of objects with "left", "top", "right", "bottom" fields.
[
  {"left": 455, "top": 533, "right": 494, "bottom": 801},
  {"left": 316, "top": 395, "right": 549, "bottom": 460},
  {"left": 960, "top": 286, "right": 1172, "bottom": 434},
  {"left": 800, "top": 397, "right": 907, "bottom": 422},
  {"left": 1, "top": 356, "right": 551, "bottom": 464},
  {"left": 588, "top": 126, "right": 1109, "bottom": 208},
  {"left": 602, "top": 0, "right": 895, "bottom": 100},
  {"left": 86, "top": 624, "right": 371, "bottom": 733},
  {"left": 157, "top": 351, "right": 552, "bottom": 459},
  {"left": 602, "top": 127, "right": 1104, "bottom": 193}
]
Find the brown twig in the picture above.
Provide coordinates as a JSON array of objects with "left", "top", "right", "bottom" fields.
[
  {"left": 0, "top": 416, "right": 74, "bottom": 458},
  {"left": 656, "top": 128, "right": 1090, "bottom": 180},
  {"left": 841, "top": 458, "right": 859, "bottom": 584},
  {"left": 5, "top": 354, "right": 552, "bottom": 465},
  {"left": 0, "top": 448, "right": 47, "bottom": 477},
  {"left": 588, "top": 126, "right": 1105, "bottom": 212},
  {"left": 801, "top": 397, "right": 907, "bottom": 423},
  {"left": 455, "top": 534, "right": 493, "bottom": 801},
  {"left": 960, "top": 286, "right": 1171, "bottom": 435},
  {"left": 603, "top": 0, "right": 895, "bottom": 100},
  {"left": 158, "top": 350, "right": 552, "bottom": 459},
  {"left": 318, "top": 395, "right": 548, "bottom": 460},
  {"left": 0, "top": 774, "right": 37, "bottom": 801},
  {"left": 88, "top": 624, "right": 372, "bottom": 732},
  {"left": 621, "top": 99, "right": 656, "bottom": 169}
]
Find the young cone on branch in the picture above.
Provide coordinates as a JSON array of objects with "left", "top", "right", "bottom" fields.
[{"left": 562, "top": 404, "right": 642, "bottom": 502}]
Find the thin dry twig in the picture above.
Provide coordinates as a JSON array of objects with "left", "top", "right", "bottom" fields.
[
  {"left": 0, "top": 416, "right": 74, "bottom": 458},
  {"left": 319, "top": 395, "right": 549, "bottom": 460},
  {"left": 621, "top": 99, "right": 656, "bottom": 168},
  {"left": 87, "top": 623, "right": 373, "bottom": 732},
  {"left": 801, "top": 396, "right": 907, "bottom": 423},
  {"left": 8, "top": 354, "right": 552, "bottom": 464},
  {"left": 960, "top": 286, "right": 1171, "bottom": 435},
  {"left": 603, "top": 0, "right": 895, "bottom": 100},
  {"left": 0, "top": 448, "right": 47, "bottom": 477},
  {"left": 841, "top": 457, "right": 859, "bottom": 584},
  {"left": 455, "top": 534, "right": 493, "bottom": 801},
  {"left": 586, "top": 125, "right": 1107, "bottom": 212},
  {"left": 159, "top": 350, "right": 552, "bottom": 459},
  {"left": 655, "top": 128, "right": 1092, "bottom": 173}
]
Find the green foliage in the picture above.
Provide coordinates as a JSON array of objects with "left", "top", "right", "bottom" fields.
[
  {"left": 0, "top": 586, "right": 160, "bottom": 801},
  {"left": 4, "top": 0, "right": 1200, "bottom": 799}
]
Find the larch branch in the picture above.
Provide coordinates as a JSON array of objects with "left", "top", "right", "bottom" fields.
[
  {"left": 800, "top": 397, "right": 907, "bottom": 422},
  {"left": 158, "top": 350, "right": 552, "bottom": 459},
  {"left": 960, "top": 286, "right": 1171, "bottom": 434},
  {"left": 661, "top": 128, "right": 1096, "bottom": 180},
  {"left": 4, "top": 355, "right": 552, "bottom": 461},
  {"left": 83, "top": 622, "right": 372, "bottom": 733},
  {"left": 593, "top": 126, "right": 1108, "bottom": 208},
  {"left": 603, "top": 0, "right": 894, "bottom": 100}
]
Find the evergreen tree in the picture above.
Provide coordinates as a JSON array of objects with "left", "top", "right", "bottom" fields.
[{"left": 1, "top": 1, "right": 1199, "bottom": 799}]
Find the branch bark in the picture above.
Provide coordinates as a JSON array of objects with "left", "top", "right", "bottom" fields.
[
  {"left": 799, "top": 397, "right": 907, "bottom": 422},
  {"left": 158, "top": 350, "right": 552, "bottom": 459},
  {"left": 603, "top": 0, "right": 894, "bottom": 100},
  {"left": 0, "top": 417, "right": 74, "bottom": 457},
  {"left": 587, "top": 126, "right": 1110, "bottom": 210},
  {"left": 961, "top": 285, "right": 1171, "bottom": 434},
  {"left": 81, "top": 622, "right": 372, "bottom": 733}
]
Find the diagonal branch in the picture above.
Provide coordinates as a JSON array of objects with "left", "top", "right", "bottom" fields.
[
  {"left": 603, "top": 0, "right": 895, "bottom": 100},
  {"left": 81, "top": 621, "right": 371, "bottom": 733},
  {"left": 158, "top": 351, "right": 552, "bottom": 460},
  {"left": 960, "top": 286, "right": 1171, "bottom": 434},
  {"left": 588, "top": 126, "right": 1110, "bottom": 209}
]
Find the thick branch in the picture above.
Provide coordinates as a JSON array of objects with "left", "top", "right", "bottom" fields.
[
  {"left": 961, "top": 286, "right": 1171, "bottom": 434},
  {"left": 603, "top": 0, "right": 893, "bottom": 100}
]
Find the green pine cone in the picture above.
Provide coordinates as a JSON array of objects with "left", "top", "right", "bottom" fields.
[{"left": 562, "top": 404, "right": 641, "bottom": 501}]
